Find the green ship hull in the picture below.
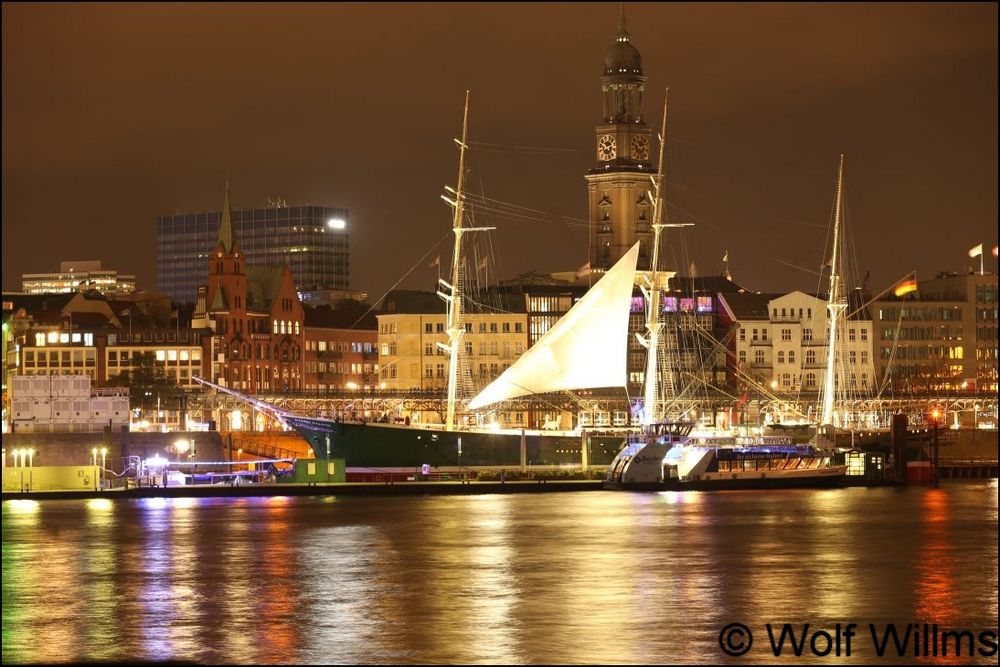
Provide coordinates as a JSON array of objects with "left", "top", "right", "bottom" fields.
[{"left": 283, "top": 415, "right": 627, "bottom": 468}]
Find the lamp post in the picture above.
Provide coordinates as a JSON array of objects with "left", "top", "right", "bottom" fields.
[
  {"left": 325, "top": 435, "right": 331, "bottom": 483},
  {"left": 931, "top": 408, "right": 941, "bottom": 488},
  {"left": 100, "top": 447, "right": 107, "bottom": 489}
]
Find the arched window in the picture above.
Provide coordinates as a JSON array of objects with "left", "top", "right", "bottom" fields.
[
  {"left": 782, "top": 373, "right": 791, "bottom": 387},
  {"left": 806, "top": 372, "right": 816, "bottom": 387},
  {"left": 273, "top": 319, "right": 278, "bottom": 334},
  {"left": 777, "top": 351, "right": 785, "bottom": 364},
  {"left": 280, "top": 321, "right": 287, "bottom": 335},
  {"left": 294, "top": 321, "right": 300, "bottom": 335}
]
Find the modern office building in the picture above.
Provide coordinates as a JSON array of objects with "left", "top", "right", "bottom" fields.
[
  {"left": 156, "top": 183, "right": 349, "bottom": 303},
  {"left": 872, "top": 271, "right": 998, "bottom": 394},
  {"left": 22, "top": 261, "right": 136, "bottom": 295}
]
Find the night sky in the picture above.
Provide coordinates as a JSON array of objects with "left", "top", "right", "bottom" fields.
[{"left": 3, "top": 3, "right": 997, "bottom": 302}]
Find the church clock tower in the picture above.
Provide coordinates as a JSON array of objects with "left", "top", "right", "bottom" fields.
[{"left": 585, "top": 5, "right": 655, "bottom": 271}]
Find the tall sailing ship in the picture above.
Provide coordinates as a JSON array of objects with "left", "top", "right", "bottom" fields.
[
  {"left": 199, "top": 92, "right": 643, "bottom": 469},
  {"left": 605, "top": 152, "right": 852, "bottom": 489}
]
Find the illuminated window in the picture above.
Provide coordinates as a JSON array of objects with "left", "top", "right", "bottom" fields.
[
  {"left": 47, "top": 332, "right": 58, "bottom": 343},
  {"left": 59, "top": 333, "right": 69, "bottom": 343},
  {"left": 83, "top": 333, "right": 93, "bottom": 346},
  {"left": 168, "top": 350, "right": 177, "bottom": 361},
  {"left": 180, "top": 350, "right": 189, "bottom": 361},
  {"left": 71, "top": 333, "right": 81, "bottom": 343},
  {"left": 295, "top": 321, "right": 300, "bottom": 335},
  {"left": 156, "top": 350, "right": 166, "bottom": 361},
  {"left": 36, "top": 333, "right": 46, "bottom": 346},
  {"left": 273, "top": 319, "right": 278, "bottom": 333}
]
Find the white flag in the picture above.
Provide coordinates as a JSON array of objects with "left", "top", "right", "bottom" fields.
[{"left": 969, "top": 243, "right": 983, "bottom": 258}]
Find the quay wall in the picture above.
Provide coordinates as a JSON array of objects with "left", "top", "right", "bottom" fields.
[
  {"left": 1, "top": 430, "right": 224, "bottom": 468},
  {"left": 941, "top": 428, "right": 999, "bottom": 459}
]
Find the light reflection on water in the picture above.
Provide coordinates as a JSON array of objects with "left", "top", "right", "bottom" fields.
[{"left": 2, "top": 482, "right": 997, "bottom": 664}]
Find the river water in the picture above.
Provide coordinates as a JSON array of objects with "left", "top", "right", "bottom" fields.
[{"left": 2, "top": 482, "right": 998, "bottom": 664}]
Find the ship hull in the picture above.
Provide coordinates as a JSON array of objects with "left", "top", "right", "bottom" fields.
[
  {"left": 604, "top": 468, "right": 847, "bottom": 491},
  {"left": 284, "top": 415, "right": 627, "bottom": 468}
]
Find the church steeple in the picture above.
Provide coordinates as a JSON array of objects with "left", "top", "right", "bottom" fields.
[
  {"left": 585, "top": 4, "right": 655, "bottom": 272},
  {"left": 217, "top": 179, "right": 236, "bottom": 255}
]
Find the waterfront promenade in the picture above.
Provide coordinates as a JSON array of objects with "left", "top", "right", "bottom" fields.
[{"left": 1, "top": 479, "right": 604, "bottom": 501}]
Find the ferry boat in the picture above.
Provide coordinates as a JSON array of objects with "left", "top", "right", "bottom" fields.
[{"left": 605, "top": 422, "right": 846, "bottom": 490}]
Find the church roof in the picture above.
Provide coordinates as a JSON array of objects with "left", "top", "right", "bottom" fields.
[
  {"left": 209, "top": 284, "right": 228, "bottom": 311},
  {"left": 246, "top": 266, "right": 286, "bottom": 311}
]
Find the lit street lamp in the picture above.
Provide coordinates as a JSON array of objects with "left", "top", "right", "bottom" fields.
[
  {"left": 930, "top": 408, "right": 941, "bottom": 488},
  {"left": 100, "top": 447, "right": 108, "bottom": 489}
]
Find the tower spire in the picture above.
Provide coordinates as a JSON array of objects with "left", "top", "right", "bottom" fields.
[
  {"left": 618, "top": 2, "right": 628, "bottom": 39},
  {"left": 218, "top": 178, "right": 234, "bottom": 254}
]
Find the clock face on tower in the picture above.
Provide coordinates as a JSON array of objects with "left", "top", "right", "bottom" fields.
[
  {"left": 631, "top": 135, "right": 649, "bottom": 161},
  {"left": 598, "top": 134, "right": 617, "bottom": 161}
]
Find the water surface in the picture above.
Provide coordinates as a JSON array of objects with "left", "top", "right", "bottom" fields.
[{"left": 3, "top": 482, "right": 997, "bottom": 664}]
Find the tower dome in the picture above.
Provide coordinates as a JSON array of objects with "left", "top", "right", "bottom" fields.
[{"left": 604, "top": 5, "right": 642, "bottom": 75}]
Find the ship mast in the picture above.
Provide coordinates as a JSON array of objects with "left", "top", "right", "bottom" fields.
[
  {"left": 820, "top": 154, "right": 847, "bottom": 427},
  {"left": 640, "top": 91, "right": 670, "bottom": 425},
  {"left": 439, "top": 91, "right": 493, "bottom": 431},
  {"left": 639, "top": 90, "right": 691, "bottom": 425}
]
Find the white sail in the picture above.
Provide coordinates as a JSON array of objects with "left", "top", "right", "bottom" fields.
[{"left": 468, "top": 242, "right": 640, "bottom": 410}]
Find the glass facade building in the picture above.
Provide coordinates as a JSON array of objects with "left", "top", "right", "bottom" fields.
[{"left": 156, "top": 205, "right": 349, "bottom": 304}]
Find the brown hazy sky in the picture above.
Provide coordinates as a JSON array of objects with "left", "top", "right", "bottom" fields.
[{"left": 3, "top": 2, "right": 997, "bottom": 301}]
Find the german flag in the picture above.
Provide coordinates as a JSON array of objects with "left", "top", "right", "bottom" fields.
[{"left": 894, "top": 275, "right": 918, "bottom": 297}]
